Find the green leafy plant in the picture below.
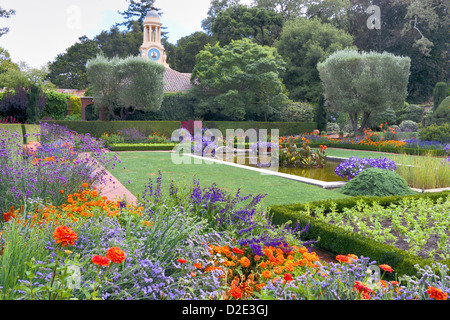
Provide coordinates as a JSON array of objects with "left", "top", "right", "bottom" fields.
[{"left": 339, "top": 168, "right": 416, "bottom": 197}]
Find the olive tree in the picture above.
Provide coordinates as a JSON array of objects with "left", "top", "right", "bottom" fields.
[
  {"left": 317, "top": 49, "right": 410, "bottom": 134},
  {"left": 87, "top": 55, "right": 165, "bottom": 120}
]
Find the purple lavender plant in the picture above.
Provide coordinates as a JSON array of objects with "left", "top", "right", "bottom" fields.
[{"left": 335, "top": 157, "right": 397, "bottom": 180}]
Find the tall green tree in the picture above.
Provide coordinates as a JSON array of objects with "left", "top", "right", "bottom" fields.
[
  {"left": 320, "top": 0, "right": 449, "bottom": 103},
  {"left": 117, "top": 0, "right": 159, "bottom": 31},
  {"left": 317, "top": 49, "right": 411, "bottom": 133},
  {"left": 211, "top": 5, "right": 284, "bottom": 46},
  {"left": 47, "top": 36, "right": 101, "bottom": 89},
  {"left": 95, "top": 22, "right": 143, "bottom": 58},
  {"left": 0, "top": 47, "right": 19, "bottom": 79},
  {"left": 0, "top": 61, "right": 55, "bottom": 91},
  {"left": 87, "top": 55, "right": 165, "bottom": 120},
  {"left": 252, "top": 0, "right": 307, "bottom": 21},
  {"left": 191, "top": 39, "right": 289, "bottom": 121},
  {"left": 275, "top": 17, "right": 354, "bottom": 103},
  {"left": 172, "top": 32, "right": 213, "bottom": 73},
  {"left": 0, "top": 6, "right": 15, "bottom": 37},
  {"left": 202, "top": 0, "right": 240, "bottom": 34}
]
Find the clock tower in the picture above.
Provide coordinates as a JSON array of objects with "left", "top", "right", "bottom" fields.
[{"left": 139, "top": 9, "right": 169, "bottom": 67}]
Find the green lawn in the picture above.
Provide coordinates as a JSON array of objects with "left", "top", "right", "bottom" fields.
[
  {"left": 108, "top": 151, "right": 349, "bottom": 207},
  {"left": 324, "top": 147, "right": 445, "bottom": 165}
]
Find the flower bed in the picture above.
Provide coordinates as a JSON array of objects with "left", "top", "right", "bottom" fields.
[
  {"left": 1, "top": 124, "right": 449, "bottom": 300},
  {"left": 1, "top": 169, "right": 450, "bottom": 300}
]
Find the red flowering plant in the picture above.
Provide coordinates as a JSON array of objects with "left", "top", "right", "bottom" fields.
[{"left": 89, "top": 247, "right": 126, "bottom": 300}]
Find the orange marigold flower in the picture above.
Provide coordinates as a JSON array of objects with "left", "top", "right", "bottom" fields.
[
  {"left": 106, "top": 247, "right": 126, "bottom": 264},
  {"left": 232, "top": 247, "right": 244, "bottom": 255},
  {"left": 53, "top": 225, "right": 77, "bottom": 247},
  {"left": 177, "top": 258, "right": 187, "bottom": 264},
  {"left": 283, "top": 273, "right": 293, "bottom": 282},
  {"left": 379, "top": 264, "right": 394, "bottom": 273},
  {"left": 336, "top": 255, "right": 349, "bottom": 263},
  {"left": 240, "top": 257, "right": 251, "bottom": 268},
  {"left": 229, "top": 285, "right": 243, "bottom": 299},
  {"left": 190, "top": 272, "right": 196, "bottom": 277},
  {"left": 427, "top": 286, "right": 448, "bottom": 300},
  {"left": 254, "top": 255, "right": 260, "bottom": 262},
  {"left": 193, "top": 263, "right": 202, "bottom": 270},
  {"left": 262, "top": 270, "right": 272, "bottom": 279},
  {"left": 92, "top": 255, "right": 110, "bottom": 267},
  {"left": 60, "top": 190, "right": 64, "bottom": 194},
  {"left": 82, "top": 183, "right": 88, "bottom": 188}
]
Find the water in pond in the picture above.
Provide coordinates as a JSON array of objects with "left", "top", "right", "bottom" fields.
[{"left": 221, "top": 154, "right": 347, "bottom": 182}]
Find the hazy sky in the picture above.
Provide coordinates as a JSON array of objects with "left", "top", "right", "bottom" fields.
[{"left": 0, "top": 0, "right": 252, "bottom": 69}]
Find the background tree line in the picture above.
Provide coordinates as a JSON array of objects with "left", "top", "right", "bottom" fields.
[{"left": 0, "top": 0, "right": 448, "bottom": 127}]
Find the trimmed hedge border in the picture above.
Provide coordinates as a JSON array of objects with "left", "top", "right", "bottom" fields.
[
  {"left": 269, "top": 191, "right": 450, "bottom": 278},
  {"left": 305, "top": 142, "right": 446, "bottom": 156},
  {"left": 41, "top": 120, "right": 317, "bottom": 139}
]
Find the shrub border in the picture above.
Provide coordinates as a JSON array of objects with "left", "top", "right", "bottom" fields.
[{"left": 269, "top": 191, "right": 450, "bottom": 277}]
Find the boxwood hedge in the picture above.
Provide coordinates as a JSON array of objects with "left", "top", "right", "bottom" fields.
[{"left": 269, "top": 191, "right": 450, "bottom": 277}]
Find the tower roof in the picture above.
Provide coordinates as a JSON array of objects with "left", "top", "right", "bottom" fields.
[{"left": 146, "top": 9, "right": 160, "bottom": 20}]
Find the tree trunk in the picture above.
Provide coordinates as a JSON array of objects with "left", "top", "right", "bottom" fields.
[
  {"left": 348, "top": 112, "right": 359, "bottom": 133},
  {"left": 358, "top": 111, "right": 371, "bottom": 133}
]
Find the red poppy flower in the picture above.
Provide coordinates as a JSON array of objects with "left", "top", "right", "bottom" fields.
[
  {"left": 232, "top": 247, "right": 244, "bottom": 255},
  {"left": 177, "top": 258, "right": 187, "bottom": 264}
]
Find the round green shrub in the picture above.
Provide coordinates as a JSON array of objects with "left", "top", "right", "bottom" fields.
[
  {"left": 44, "top": 91, "right": 69, "bottom": 120},
  {"left": 339, "top": 168, "right": 416, "bottom": 197},
  {"left": 419, "top": 123, "right": 450, "bottom": 143},
  {"left": 399, "top": 120, "right": 418, "bottom": 132}
]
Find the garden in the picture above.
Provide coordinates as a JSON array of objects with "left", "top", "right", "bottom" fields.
[
  {"left": 0, "top": 121, "right": 449, "bottom": 302},
  {"left": 1, "top": 0, "right": 449, "bottom": 305}
]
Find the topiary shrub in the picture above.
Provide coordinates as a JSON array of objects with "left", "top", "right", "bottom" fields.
[
  {"left": 433, "top": 96, "right": 450, "bottom": 125},
  {"left": 433, "top": 82, "right": 448, "bottom": 111},
  {"left": 69, "top": 96, "right": 82, "bottom": 116},
  {"left": 339, "top": 168, "right": 416, "bottom": 197}
]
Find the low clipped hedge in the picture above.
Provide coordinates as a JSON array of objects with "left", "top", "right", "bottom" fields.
[
  {"left": 295, "top": 142, "right": 447, "bottom": 156},
  {"left": 269, "top": 191, "right": 450, "bottom": 277},
  {"left": 109, "top": 144, "right": 177, "bottom": 151},
  {"left": 41, "top": 120, "right": 317, "bottom": 139}
]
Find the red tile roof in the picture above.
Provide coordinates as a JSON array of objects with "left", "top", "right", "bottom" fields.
[{"left": 163, "top": 67, "right": 192, "bottom": 92}]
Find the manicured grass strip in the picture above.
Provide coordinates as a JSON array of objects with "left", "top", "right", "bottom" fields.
[
  {"left": 109, "top": 143, "right": 177, "bottom": 151},
  {"left": 107, "top": 152, "right": 349, "bottom": 207}
]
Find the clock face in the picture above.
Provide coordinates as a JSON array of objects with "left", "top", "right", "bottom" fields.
[{"left": 148, "top": 48, "right": 161, "bottom": 61}]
